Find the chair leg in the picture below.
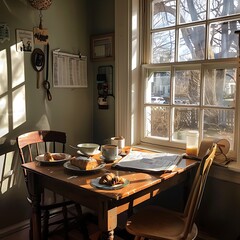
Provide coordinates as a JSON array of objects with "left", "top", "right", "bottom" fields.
[
  {"left": 29, "top": 216, "right": 33, "bottom": 240},
  {"left": 75, "top": 203, "right": 90, "bottom": 240},
  {"left": 42, "top": 210, "right": 49, "bottom": 239},
  {"left": 62, "top": 205, "right": 69, "bottom": 240}
]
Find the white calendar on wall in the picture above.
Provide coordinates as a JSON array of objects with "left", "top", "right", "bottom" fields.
[{"left": 53, "top": 50, "right": 87, "bottom": 88}]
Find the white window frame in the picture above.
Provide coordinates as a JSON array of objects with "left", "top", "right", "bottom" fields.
[
  {"left": 115, "top": 0, "right": 240, "bottom": 165},
  {"left": 141, "top": 0, "right": 240, "bottom": 157}
]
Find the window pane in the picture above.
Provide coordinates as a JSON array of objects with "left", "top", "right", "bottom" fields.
[
  {"left": 179, "top": 0, "right": 206, "bottom": 24},
  {"left": 204, "top": 68, "right": 236, "bottom": 107},
  {"left": 178, "top": 25, "right": 205, "bottom": 61},
  {"left": 173, "top": 107, "right": 199, "bottom": 141},
  {"left": 152, "top": 0, "right": 176, "bottom": 29},
  {"left": 209, "top": 0, "right": 240, "bottom": 19},
  {"left": 174, "top": 69, "right": 200, "bottom": 105},
  {"left": 152, "top": 30, "right": 175, "bottom": 63},
  {"left": 145, "top": 106, "right": 170, "bottom": 139},
  {"left": 209, "top": 20, "right": 239, "bottom": 59},
  {"left": 203, "top": 109, "right": 234, "bottom": 149},
  {"left": 146, "top": 71, "right": 170, "bottom": 104}
]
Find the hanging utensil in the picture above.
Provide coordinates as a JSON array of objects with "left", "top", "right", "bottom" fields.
[
  {"left": 31, "top": 48, "right": 45, "bottom": 88},
  {"left": 43, "top": 43, "right": 52, "bottom": 100}
]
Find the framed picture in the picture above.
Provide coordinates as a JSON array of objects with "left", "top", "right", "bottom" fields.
[
  {"left": 91, "top": 33, "right": 114, "bottom": 61},
  {"left": 16, "top": 29, "right": 34, "bottom": 52}
]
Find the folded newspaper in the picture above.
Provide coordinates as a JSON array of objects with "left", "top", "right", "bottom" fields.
[{"left": 113, "top": 151, "right": 182, "bottom": 173}]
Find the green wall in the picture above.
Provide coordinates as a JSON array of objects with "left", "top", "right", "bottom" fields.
[
  {"left": 0, "top": 0, "right": 115, "bottom": 230},
  {"left": 89, "top": 0, "right": 115, "bottom": 145}
]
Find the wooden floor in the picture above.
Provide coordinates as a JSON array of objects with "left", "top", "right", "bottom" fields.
[
  {"left": 1, "top": 211, "right": 216, "bottom": 240},
  {"left": 1, "top": 222, "right": 217, "bottom": 240},
  {"left": 1, "top": 224, "right": 131, "bottom": 240},
  {"left": 1, "top": 212, "right": 131, "bottom": 240}
]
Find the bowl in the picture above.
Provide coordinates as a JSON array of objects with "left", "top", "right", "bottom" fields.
[{"left": 77, "top": 143, "right": 100, "bottom": 156}]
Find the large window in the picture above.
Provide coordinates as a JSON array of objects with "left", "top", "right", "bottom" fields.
[{"left": 141, "top": 0, "right": 240, "bottom": 151}]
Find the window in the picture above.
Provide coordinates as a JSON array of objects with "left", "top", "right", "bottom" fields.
[{"left": 141, "top": 0, "right": 240, "bottom": 152}]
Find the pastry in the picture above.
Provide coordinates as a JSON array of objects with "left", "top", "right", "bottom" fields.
[
  {"left": 52, "top": 153, "right": 65, "bottom": 160},
  {"left": 70, "top": 157, "right": 98, "bottom": 170},
  {"left": 44, "top": 152, "right": 54, "bottom": 161},
  {"left": 99, "top": 172, "right": 125, "bottom": 186},
  {"left": 44, "top": 152, "right": 66, "bottom": 161}
]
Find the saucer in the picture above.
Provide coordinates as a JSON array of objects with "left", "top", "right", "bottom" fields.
[{"left": 100, "top": 155, "right": 122, "bottom": 163}]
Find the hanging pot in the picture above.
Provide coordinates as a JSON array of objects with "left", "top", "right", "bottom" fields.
[{"left": 29, "top": 0, "right": 52, "bottom": 10}]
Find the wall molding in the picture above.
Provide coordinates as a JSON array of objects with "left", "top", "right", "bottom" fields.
[{"left": 0, "top": 219, "right": 30, "bottom": 238}]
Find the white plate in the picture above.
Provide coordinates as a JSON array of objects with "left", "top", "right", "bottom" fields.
[
  {"left": 63, "top": 161, "right": 106, "bottom": 173},
  {"left": 35, "top": 153, "right": 71, "bottom": 164},
  {"left": 90, "top": 177, "right": 129, "bottom": 190},
  {"left": 77, "top": 149, "right": 101, "bottom": 156},
  {"left": 100, "top": 155, "right": 122, "bottom": 163}
]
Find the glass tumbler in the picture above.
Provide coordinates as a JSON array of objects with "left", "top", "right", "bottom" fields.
[{"left": 186, "top": 130, "right": 199, "bottom": 156}]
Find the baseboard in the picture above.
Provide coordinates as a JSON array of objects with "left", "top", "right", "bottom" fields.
[{"left": 0, "top": 220, "right": 30, "bottom": 238}]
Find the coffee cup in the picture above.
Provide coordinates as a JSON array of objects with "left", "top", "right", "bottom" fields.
[
  {"left": 111, "top": 136, "right": 125, "bottom": 153},
  {"left": 101, "top": 144, "right": 118, "bottom": 162}
]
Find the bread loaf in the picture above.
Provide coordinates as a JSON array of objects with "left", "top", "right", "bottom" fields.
[{"left": 70, "top": 157, "right": 98, "bottom": 170}]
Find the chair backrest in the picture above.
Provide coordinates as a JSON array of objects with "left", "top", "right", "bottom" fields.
[
  {"left": 16, "top": 130, "right": 66, "bottom": 178},
  {"left": 183, "top": 143, "right": 217, "bottom": 239}
]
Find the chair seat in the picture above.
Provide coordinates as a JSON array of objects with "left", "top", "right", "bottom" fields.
[{"left": 126, "top": 205, "right": 198, "bottom": 240}]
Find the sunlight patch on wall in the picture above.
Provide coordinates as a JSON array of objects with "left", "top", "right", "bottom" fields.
[
  {"left": 11, "top": 44, "right": 25, "bottom": 88},
  {"left": 132, "top": 10, "right": 138, "bottom": 70},
  {"left": 0, "top": 151, "right": 15, "bottom": 194},
  {"left": 0, "top": 96, "right": 8, "bottom": 137},
  {"left": 0, "top": 49, "right": 8, "bottom": 94},
  {"left": 11, "top": 44, "right": 26, "bottom": 129},
  {"left": 12, "top": 86, "right": 26, "bottom": 129},
  {"left": 0, "top": 49, "right": 9, "bottom": 138}
]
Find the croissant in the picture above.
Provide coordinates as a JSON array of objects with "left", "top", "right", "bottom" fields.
[{"left": 99, "top": 173, "right": 125, "bottom": 186}]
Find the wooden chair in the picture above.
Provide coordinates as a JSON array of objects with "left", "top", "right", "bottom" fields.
[
  {"left": 126, "top": 143, "right": 217, "bottom": 240},
  {"left": 16, "top": 130, "right": 89, "bottom": 240}
]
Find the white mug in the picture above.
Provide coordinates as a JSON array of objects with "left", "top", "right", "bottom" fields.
[
  {"left": 111, "top": 136, "right": 125, "bottom": 153},
  {"left": 101, "top": 144, "right": 118, "bottom": 162}
]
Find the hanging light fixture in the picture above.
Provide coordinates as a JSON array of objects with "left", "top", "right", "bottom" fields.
[
  {"left": 29, "top": 0, "right": 52, "bottom": 29},
  {"left": 28, "top": 0, "right": 52, "bottom": 10}
]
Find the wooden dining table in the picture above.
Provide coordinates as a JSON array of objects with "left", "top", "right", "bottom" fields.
[{"left": 21, "top": 147, "right": 197, "bottom": 240}]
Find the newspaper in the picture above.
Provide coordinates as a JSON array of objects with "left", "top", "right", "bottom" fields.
[{"left": 113, "top": 151, "right": 182, "bottom": 173}]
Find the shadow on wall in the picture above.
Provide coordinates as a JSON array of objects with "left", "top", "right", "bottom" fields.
[{"left": 0, "top": 144, "right": 30, "bottom": 230}]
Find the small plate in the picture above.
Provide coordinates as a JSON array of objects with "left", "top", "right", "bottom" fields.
[
  {"left": 100, "top": 155, "right": 122, "bottom": 163},
  {"left": 90, "top": 177, "right": 129, "bottom": 190},
  {"left": 63, "top": 161, "right": 106, "bottom": 173},
  {"left": 77, "top": 149, "right": 101, "bottom": 156},
  {"left": 35, "top": 153, "right": 71, "bottom": 164}
]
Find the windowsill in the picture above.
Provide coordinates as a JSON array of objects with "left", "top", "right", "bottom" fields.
[{"left": 134, "top": 143, "right": 240, "bottom": 185}]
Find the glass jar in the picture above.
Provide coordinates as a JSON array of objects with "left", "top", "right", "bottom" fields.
[{"left": 186, "top": 130, "right": 199, "bottom": 156}]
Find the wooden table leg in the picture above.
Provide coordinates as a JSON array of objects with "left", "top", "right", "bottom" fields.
[
  {"left": 99, "top": 230, "right": 114, "bottom": 240},
  {"left": 98, "top": 201, "right": 117, "bottom": 240}
]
